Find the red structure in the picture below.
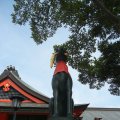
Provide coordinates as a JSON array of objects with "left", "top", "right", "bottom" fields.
[{"left": 0, "top": 66, "right": 88, "bottom": 120}]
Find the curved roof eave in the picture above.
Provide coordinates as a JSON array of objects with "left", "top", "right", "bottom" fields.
[{"left": 0, "top": 70, "right": 50, "bottom": 103}]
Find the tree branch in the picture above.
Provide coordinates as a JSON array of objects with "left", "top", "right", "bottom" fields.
[{"left": 92, "top": 0, "right": 120, "bottom": 24}]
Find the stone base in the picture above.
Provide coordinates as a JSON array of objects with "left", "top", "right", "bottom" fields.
[{"left": 49, "top": 116, "right": 73, "bottom": 120}]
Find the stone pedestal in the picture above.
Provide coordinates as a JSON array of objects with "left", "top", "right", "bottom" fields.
[{"left": 49, "top": 116, "right": 73, "bottom": 120}]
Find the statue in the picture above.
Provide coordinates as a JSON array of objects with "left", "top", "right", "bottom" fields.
[{"left": 49, "top": 46, "right": 74, "bottom": 120}]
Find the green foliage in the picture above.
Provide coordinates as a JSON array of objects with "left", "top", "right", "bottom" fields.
[{"left": 12, "top": 0, "right": 120, "bottom": 95}]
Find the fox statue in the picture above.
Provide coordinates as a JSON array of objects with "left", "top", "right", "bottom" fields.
[{"left": 49, "top": 46, "right": 74, "bottom": 118}]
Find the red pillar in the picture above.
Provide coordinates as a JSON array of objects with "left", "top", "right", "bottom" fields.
[{"left": 0, "top": 113, "right": 9, "bottom": 120}]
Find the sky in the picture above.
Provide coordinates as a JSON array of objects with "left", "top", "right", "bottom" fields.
[{"left": 0, "top": 0, "right": 120, "bottom": 108}]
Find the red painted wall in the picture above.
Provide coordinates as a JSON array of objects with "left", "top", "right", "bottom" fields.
[{"left": 0, "top": 113, "right": 8, "bottom": 120}]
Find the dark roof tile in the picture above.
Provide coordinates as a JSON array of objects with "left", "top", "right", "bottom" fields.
[{"left": 0, "top": 66, "right": 49, "bottom": 103}]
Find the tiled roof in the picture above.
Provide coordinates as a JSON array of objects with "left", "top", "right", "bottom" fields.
[
  {"left": 0, "top": 66, "right": 49, "bottom": 103},
  {"left": 81, "top": 107, "right": 120, "bottom": 120}
]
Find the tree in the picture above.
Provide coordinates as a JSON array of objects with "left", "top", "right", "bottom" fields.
[{"left": 12, "top": 0, "right": 120, "bottom": 95}]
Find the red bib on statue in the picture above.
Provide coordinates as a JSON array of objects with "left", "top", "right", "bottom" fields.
[{"left": 54, "top": 61, "right": 69, "bottom": 75}]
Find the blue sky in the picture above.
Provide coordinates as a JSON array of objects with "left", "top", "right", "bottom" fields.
[{"left": 0, "top": 0, "right": 120, "bottom": 108}]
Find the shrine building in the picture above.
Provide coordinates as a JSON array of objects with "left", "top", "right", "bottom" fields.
[
  {"left": 1, "top": 66, "right": 120, "bottom": 120},
  {"left": 0, "top": 66, "right": 88, "bottom": 120}
]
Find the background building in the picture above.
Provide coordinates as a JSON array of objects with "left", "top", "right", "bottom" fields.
[{"left": 81, "top": 107, "right": 120, "bottom": 120}]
